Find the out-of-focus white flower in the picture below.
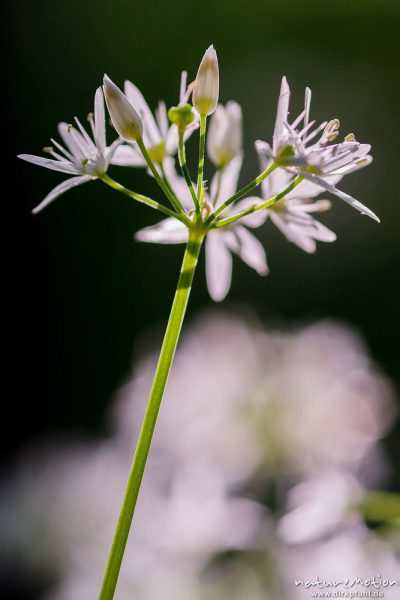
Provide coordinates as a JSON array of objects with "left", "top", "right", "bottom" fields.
[
  {"left": 1, "top": 313, "right": 398, "bottom": 600},
  {"left": 256, "top": 77, "right": 378, "bottom": 222},
  {"left": 207, "top": 101, "right": 243, "bottom": 168},
  {"left": 193, "top": 45, "right": 219, "bottom": 116},
  {"left": 277, "top": 470, "right": 363, "bottom": 544},
  {"left": 18, "top": 89, "right": 121, "bottom": 213},
  {"left": 111, "top": 72, "right": 198, "bottom": 168},
  {"left": 103, "top": 75, "right": 143, "bottom": 141},
  {"left": 135, "top": 157, "right": 268, "bottom": 301}
]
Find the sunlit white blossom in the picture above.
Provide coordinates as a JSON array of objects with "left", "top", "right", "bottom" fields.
[
  {"left": 260, "top": 158, "right": 337, "bottom": 253},
  {"left": 135, "top": 156, "right": 268, "bottom": 301},
  {"left": 257, "top": 77, "right": 379, "bottom": 221},
  {"left": 18, "top": 88, "right": 120, "bottom": 213}
]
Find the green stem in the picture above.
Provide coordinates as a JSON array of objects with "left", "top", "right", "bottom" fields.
[
  {"left": 214, "top": 176, "right": 304, "bottom": 228},
  {"left": 196, "top": 114, "right": 207, "bottom": 211},
  {"left": 178, "top": 129, "right": 199, "bottom": 213},
  {"left": 206, "top": 162, "right": 278, "bottom": 225},
  {"left": 136, "top": 138, "right": 188, "bottom": 220},
  {"left": 100, "top": 174, "right": 185, "bottom": 223},
  {"left": 98, "top": 229, "right": 204, "bottom": 600}
]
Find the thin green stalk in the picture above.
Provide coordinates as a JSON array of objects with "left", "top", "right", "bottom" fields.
[
  {"left": 100, "top": 174, "right": 184, "bottom": 223},
  {"left": 98, "top": 229, "right": 205, "bottom": 600},
  {"left": 214, "top": 176, "right": 304, "bottom": 228},
  {"left": 205, "top": 161, "right": 278, "bottom": 225},
  {"left": 178, "top": 129, "right": 199, "bottom": 213},
  {"left": 136, "top": 138, "right": 187, "bottom": 219},
  {"left": 196, "top": 114, "right": 207, "bottom": 210}
]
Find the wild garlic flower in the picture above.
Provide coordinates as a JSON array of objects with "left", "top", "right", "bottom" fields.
[
  {"left": 207, "top": 101, "right": 243, "bottom": 168},
  {"left": 257, "top": 77, "right": 378, "bottom": 222},
  {"left": 135, "top": 156, "right": 268, "bottom": 301},
  {"left": 18, "top": 88, "right": 120, "bottom": 213},
  {"left": 111, "top": 72, "right": 198, "bottom": 168},
  {"left": 260, "top": 159, "right": 336, "bottom": 253}
]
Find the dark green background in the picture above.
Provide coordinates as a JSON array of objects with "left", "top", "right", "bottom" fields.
[{"left": 4, "top": 0, "right": 400, "bottom": 597}]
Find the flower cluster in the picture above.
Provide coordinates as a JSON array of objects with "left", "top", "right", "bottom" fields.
[{"left": 19, "top": 45, "right": 378, "bottom": 301}]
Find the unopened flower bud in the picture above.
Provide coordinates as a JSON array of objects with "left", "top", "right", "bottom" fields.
[
  {"left": 168, "top": 104, "right": 195, "bottom": 130},
  {"left": 207, "top": 101, "right": 242, "bottom": 167},
  {"left": 103, "top": 75, "right": 143, "bottom": 141},
  {"left": 192, "top": 45, "right": 219, "bottom": 116}
]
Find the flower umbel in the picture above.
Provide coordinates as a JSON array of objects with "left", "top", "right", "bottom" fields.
[{"left": 18, "top": 45, "right": 379, "bottom": 600}]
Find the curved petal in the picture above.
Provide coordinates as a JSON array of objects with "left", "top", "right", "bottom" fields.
[
  {"left": 210, "top": 154, "right": 243, "bottom": 209},
  {"left": 31, "top": 175, "right": 92, "bottom": 214},
  {"left": 109, "top": 144, "right": 146, "bottom": 167},
  {"left": 162, "top": 157, "right": 194, "bottom": 210},
  {"left": 226, "top": 226, "right": 269, "bottom": 275},
  {"left": 273, "top": 76, "right": 290, "bottom": 153},
  {"left": 94, "top": 87, "right": 106, "bottom": 155},
  {"left": 134, "top": 218, "right": 188, "bottom": 244},
  {"left": 18, "top": 154, "right": 80, "bottom": 175},
  {"left": 231, "top": 197, "right": 268, "bottom": 228},
  {"left": 205, "top": 231, "right": 232, "bottom": 302},
  {"left": 124, "top": 80, "right": 161, "bottom": 147},
  {"left": 301, "top": 173, "right": 380, "bottom": 222}
]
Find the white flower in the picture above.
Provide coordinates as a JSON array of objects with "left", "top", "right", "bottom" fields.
[
  {"left": 18, "top": 88, "right": 120, "bottom": 214},
  {"left": 103, "top": 74, "right": 143, "bottom": 141},
  {"left": 111, "top": 72, "right": 198, "bottom": 168},
  {"left": 207, "top": 101, "right": 243, "bottom": 168},
  {"left": 260, "top": 159, "right": 337, "bottom": 253},
  {"left": 192, "top": 45, "right": 219, "bottom": 116},
  {"left": 135, "top": 156, "right": 268, "bottom": 302},
  {"left": 257, "top": 77, "right": 379, "bottom": 222}
]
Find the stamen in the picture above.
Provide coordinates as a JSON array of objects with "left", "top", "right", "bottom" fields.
[
  {"left": 50, "top": 138, "right": 75, "bottom": 161},
  {"left": 179, "top": 71, "right": 188, "bottom": 104},
  {"left": 74, "top": 116, "right": 96, "bottom": 149},
  {"left": 345, "top": 133, "right": 356, "bottom": 142}
]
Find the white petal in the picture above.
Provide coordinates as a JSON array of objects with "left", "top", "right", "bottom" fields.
[
  {"left": 232, "top": 197, "right": 268, "bottom": 228},
  {"left": 205, "top": 230, "right": 232, "bottom": 301},
  {"left": 210, "top": 154, "right": 243, "bottom": 208},
  {"left": 134, "top": 218, "right": 188, "bottom": 244},
  {"left": 109, "top": 144, "right": 146, "bottom": 166},
  {"left": 329, "top": 154, "right": 373, "bottom": 176},
  {"left": 155, "top": 101, "right": 169, "bottom": 139},
  {"left": 57, "top": 122, "right": 87, "bottom": 158},
  {"left": 273, "top": 76, "right": 290, "bottom": 153},
  {"left": 301, "top": 173, "right": 380, "bottom": 222},
  {"left": 124, "top": 80, "right": 161, "bottom": 147},
  {"left": 262, "top": 166, "right": 293, "bottom": 198},
  {"left": 226, "top": 226, "right": 269, "bottom": 275},
  {"left": 18, "top": 154, "right": 80, "bottom": 175},
  {"left": 162, "top": 157, "right": 194, "bottom": 210},
  {"left": 286, "top": 174, "right": 342, "bottom": 199},
  {"left": 94, "top": 87, "right": 106, "bottom": 155},
  {"left": 31, "top": 175, "right": 92, "bottom": 214}
]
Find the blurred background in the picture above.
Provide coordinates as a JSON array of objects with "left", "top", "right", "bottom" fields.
[{"left": 3, "top": 0, "right": 400, "bottom": 598}]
